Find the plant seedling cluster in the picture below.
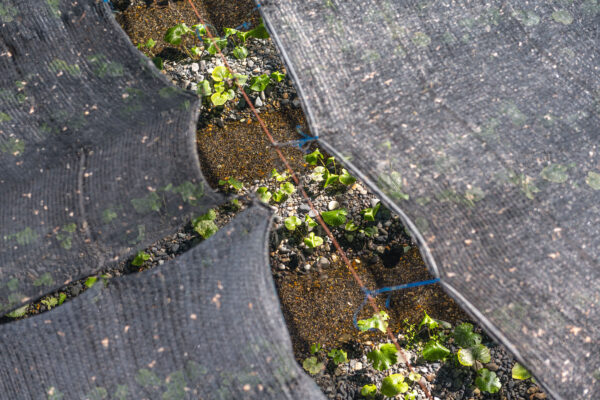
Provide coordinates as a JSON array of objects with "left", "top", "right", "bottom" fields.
[
  {"left": 302, "top": 343, "right": 348, "bottom": 376},
  {"left": 353, "top": 311, "right": 422, "bottom": 399},
  {"left": 151, "top": 20, "right": 286, "bottom": 108},
  {"left": 193, "top": 208, "right": 218, "bottom": 239}
]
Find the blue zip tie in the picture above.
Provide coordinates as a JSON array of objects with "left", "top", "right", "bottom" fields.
[
  {"left": 352, "top": 278, "right": 440, "bottom": 331},
  {"left": 274, "top": 125, "right": 318, "bottom": 153}
]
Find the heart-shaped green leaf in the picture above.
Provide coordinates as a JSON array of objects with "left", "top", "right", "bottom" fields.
[
  {"left": 367, "top": 343, "right": 398, "bottom": 371},
  {"left": 280, "top": 182, "right": 295, "bottom": 195},
  {"left": 345, "top": 221, "right": 359, "bottom": 232},
  {"left": 305, "top": 216, "right": 317, "bottom": 230},
  {"left": 512, "top": 363, "right": 532, "bottom": 380},
  {"left": 131, "top": 251, "right": 150, "bottom": 267},
  {"left": 305, "top": 149, "right": 323, "bottom": 165},
  {"left": 310, "top": 166, "right": 326, "bottom": 182},
  {"left": 302, "top": 357, "right": 324, "bottom": 375},
  {"left": 210, "top": 92, "right": 229, "bottom": 106},
  {"left": 164, "top": 23, "right": 192, "bottom": 45},
  {"left": 212, "top": 66, "right": 232, "bottom": 82},
  {"left": 453, "top": 323, "right": 481, "bottom": 348},
  {"left": 422, "top": 340, "right": 450, "bottom": 361},
  {"left": 327, "top": 349, "right": 348, "bottom": 365},
  {"left": 304, "top": 232, "right": 323, "bottom": 248},
  {"left": 471, "top": 344, "right": 491, "bottom": 363},
  {"left": 418, "top": 311, "right": 439, "bottom": 331},
  {"left": 381, "top": 374, "right": 409, "bottom": 397},
  {"left": 233, "top": 45, "right": 249, "bottom": 59},
  {"left": 361, "top": 203, "right": 380, "bottom": 221},
  {"left": 272, "top": 190, "right": 285, "bottom": 203},
  {"left": 249, "top": 74, "right": 270, "bottom": 92},
  {"left": 204, "top": 38, "right": 228, "bottom": 55},
  {"left": 360, "top": 384, "right": 377, "bottom": 398},
  {"left": 339, "top": 169, "right": 356, "bottom": 185},
  {"left": 321, "top": 209, "right": 347, "bottom": 226},
  {"left": 475, "top": 368, "right": 501, "bottom": 393},
  {"left": 284, "top": 216, "right": 302, "bottom": 231},
  {"left": 357, "top": 311, "right": 389, "bottom": 333},
  {"left": 270, "top": 71, "right": 286, "bottom": 82}
]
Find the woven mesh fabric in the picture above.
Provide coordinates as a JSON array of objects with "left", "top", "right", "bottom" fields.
[
  {"left": 0, "top": 0, "right": 222, "bottom": 315},
  {"left": 0, "top": 204, "right": 324, "bottom": 400},
  {"left": 260, "top": 1, "right": 600, "bottom": 398}
]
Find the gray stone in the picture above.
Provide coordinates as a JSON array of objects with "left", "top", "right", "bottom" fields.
[
  {"left": 255, "top": 97, "right": 263, "bottom": 108},
  {"left": 317, "top": 257, "right": 330, "bottom": 268},
  {"left": 328, "top": 200, "right": 339, "bottom": 210},
  {"left": 191, "top": 63, "right": 199, "bottom": 72}
]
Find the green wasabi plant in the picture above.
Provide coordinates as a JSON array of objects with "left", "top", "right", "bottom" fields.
[
  {"left": 131, "top": 251, "right": 150, "bottom": 267},
  {"left": 193, "top": 209, "right": 218, "bottom": 239},
  {"left": 218, "top": 176, "right": 244, "bottom": 191},
  {"left": 305, "top": 149, "right": 356, "bottom": 189},
  {"left": 304, "top": 232, "right": 323, "bottom": 248},
  {"left": 357, "top": 311, "right": 389, "bottom": 333},
  {"left": 414, "top": 311, "right": 500, "bottom": 394},
  {"left": 284, "top": 215, "right": 302, "bottom": 231}
]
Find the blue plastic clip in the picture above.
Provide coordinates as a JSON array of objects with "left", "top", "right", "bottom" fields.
[
  {"left": 274, "top": 125, "right": 318, "bottom": 153},
  {"left": 352, "top": 278, "right": 441, "bottom": 331}
]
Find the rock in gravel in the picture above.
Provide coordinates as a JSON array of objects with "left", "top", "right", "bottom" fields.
[
  {"left": 317, "top": 257, "right": 330, "bottom": 268},
  {"left": 191, "top": 63, "right": 199, "bottom": 72},
  {"left": 349, "top": 360, "right": 363, "bottom": 371},
  {"left": 486, "top": 362, "right": 499, "bottom": 371},
  {"left": 303, "top": 263, "right": 311, "bottom": 271},
  {"left": 299, "top": 204, "right": 311, "bottom": 212},
  {"left": 328, "top": 200, "right": 339, "bottom": 210},
  {"left": 255, "top": 97, "right": 263, "bottom": 108}
]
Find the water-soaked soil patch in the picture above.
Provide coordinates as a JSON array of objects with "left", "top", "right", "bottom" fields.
[{"left": 196, "top": 106, "right": 309, "bottom": 186}]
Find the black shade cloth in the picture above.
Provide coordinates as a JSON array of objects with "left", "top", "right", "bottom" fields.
[
  {"left": 260, "top": 1, "right": 600, "bottom": 399},
  {"left": 0, "top": 0, "right": 222, "bottom": 315},
  {"left": 0, "top": 204, "right": 325, "bottom": 400}
]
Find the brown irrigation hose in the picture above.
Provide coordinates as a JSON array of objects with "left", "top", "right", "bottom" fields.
[{"left": 184, "top": 2, "right": 433, "bottom": 398}]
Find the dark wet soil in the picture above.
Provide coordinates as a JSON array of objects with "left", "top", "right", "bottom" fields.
[
  {"left": 276, "top": 246, "right": 469, "bottom": 359},
  {"left": 117, "top": 0, "right": 213, "bottom": 60},
  {"left": 197, "top": 106, "right": 310, "bottom": 187}
]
